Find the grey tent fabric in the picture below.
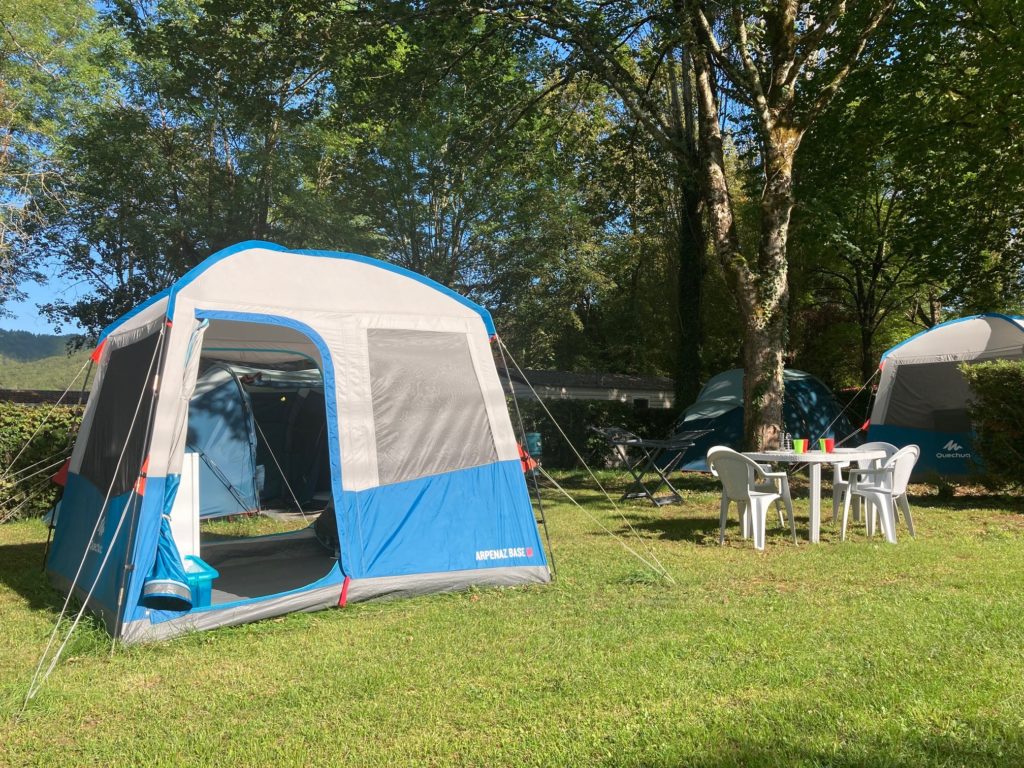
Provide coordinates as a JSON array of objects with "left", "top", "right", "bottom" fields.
[
  {"left": 869, "top": 313, "right": 1024, "bottom": 477},
  {"left": 882, "top": 361, "right": 975, "bottom": 431},
  {"left": 79, "top": 327, "right": 162, "bottom": 497},
  {"left": 368, "top": 329, "right": 497, "bottom": 485},
  {"left": 201, "top": 528, "right": 335, "bottom": 603}
]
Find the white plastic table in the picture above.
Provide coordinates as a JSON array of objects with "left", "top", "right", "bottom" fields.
[{"left": 744, "top": 447, "right": 888, "bottom": 543}]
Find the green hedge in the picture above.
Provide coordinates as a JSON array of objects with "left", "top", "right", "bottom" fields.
[
  {"left": 509, "top": 399, "right": 679, "bottom": 469},
  {"left": 0, "top": 397, "right": 676, "bottom": 517},
  {"left": 961, "top": 360, "right": 1024, "bottom": 488},
  {"left": 0, "top": 402, "right": 84, "bottom": 521}
]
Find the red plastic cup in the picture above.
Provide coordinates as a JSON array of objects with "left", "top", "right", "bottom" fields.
[{"left": 824, "top": 437, "right": 835, "bottom": 453}]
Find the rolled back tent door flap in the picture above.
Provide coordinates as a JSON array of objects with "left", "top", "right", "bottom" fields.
[
  {"left": 45, "top": 241, "right": 550, "bottom": 645},
  {"left": 869, "top": 314, "right": 1024, "bottom": 478}
]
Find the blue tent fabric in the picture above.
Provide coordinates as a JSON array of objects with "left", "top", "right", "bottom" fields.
[
  {"left": 187, "top": 365, "right": 260, "bottom": 518},
  {"left": 672, "top": 369, "right": 858, "bottom": 471},
  {"left": 46, "top": 473, "right": 138, "bottom": 630},
  {"left": 340, "top": 459, "right": 546, "bottom": 578},
  {"left": 140, "top": 515, "right": 192, "bottom": 611}
]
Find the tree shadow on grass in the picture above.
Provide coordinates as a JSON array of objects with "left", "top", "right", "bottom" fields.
[
  {"left": 0, "top": 540, "right": 65, "bottom": 613},
  {"left": 609, "top": 511, "right": 727, "bottom": 545},
  {"left": 609, "top": 503, "right": 825, "bottom": 545},
  {"left": 903, "top": 489, "right": 1024, "bottom": 513}
]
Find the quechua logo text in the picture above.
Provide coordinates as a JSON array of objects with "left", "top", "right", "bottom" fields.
[{"left": 936, "top": 439, "right": 970, "bottom": 459}]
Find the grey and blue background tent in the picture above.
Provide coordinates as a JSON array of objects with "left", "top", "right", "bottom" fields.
[
  {"left": 868, "top": 313, "right": 1024, "bottom": 478},
  {"left": 672, "top": 368, "right": 858, "bottom": 471},
  {"left": 46, "top": 241, "right": 549, "bottom": 642}
]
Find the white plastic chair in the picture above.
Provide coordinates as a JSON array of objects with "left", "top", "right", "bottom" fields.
[
  {"left": 760, "top": 464, "right": 795, "bottom": 529},
  {"left": 841, "top": 445, "right": 919, "bottom": 543},
  {"left": 832, "top": 441, "right": 898, "bottom": 533},
  {"left": 709, "top": 456, "right": 794, "bottom": 533},
  {"left": 707, "top": 446, "right": 796, "bottom": 550}
]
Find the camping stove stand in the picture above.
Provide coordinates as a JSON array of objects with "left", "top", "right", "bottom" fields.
[{"left": 595, "top": 428, "right": 710, "bottom": 507}]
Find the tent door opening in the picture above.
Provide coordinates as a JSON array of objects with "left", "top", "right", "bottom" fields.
[{"left": 171, "top": 316, "right": 340, "bottom": 607}]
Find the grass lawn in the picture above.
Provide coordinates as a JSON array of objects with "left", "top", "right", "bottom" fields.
[{"left": 2, "top": 473, "right": 1024, "bottom": 766}]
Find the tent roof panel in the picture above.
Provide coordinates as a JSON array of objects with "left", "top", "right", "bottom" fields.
[
  {"left": 98, "top": 241, "right": 495, "bottom": 343},
  {"left": 879, "top": 314, "right": 1024, "bottom": 364},
  {"left": 97, "top": 291, "right": 170, "bottom": 344}
]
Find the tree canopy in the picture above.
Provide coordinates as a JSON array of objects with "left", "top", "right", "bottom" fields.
[{"left": 1, "top": 0, "right": 1021, "bottom": 445}]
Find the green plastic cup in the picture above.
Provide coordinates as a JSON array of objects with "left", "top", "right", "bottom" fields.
[{"left": 793, "top": 439, "right": 807, "bottom": 453}]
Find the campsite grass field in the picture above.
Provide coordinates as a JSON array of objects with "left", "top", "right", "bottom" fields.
[{"left": 2, "top": 473, "right": 1024, "bottom": 767}]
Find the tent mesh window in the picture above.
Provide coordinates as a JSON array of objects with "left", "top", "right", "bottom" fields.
[
  {"left": 884, "top": 360, "right": 974, "bottom": 431},
  {"left": 78, "top": 330, "right": 160, "bottom": 496},
  {"left": 368, "top": 329, "right": 497, "bottom": 485}
]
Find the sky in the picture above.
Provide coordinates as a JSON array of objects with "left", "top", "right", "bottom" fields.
[{"left": 3, "top": 260, "right": 85, "bottom": 334}]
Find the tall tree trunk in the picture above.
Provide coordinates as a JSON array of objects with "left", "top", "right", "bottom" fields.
[
  {"left": 675, "top": 178, "right": 705, "bottom": 409},
  {"left": 680, "top": 0, "right": 893, "bottom": 449},
  {"left": 743, "top": 127, "right": 798, "bottom": 449},
  {"left": 860, "top": 320, "right": 876, "bottom": 384},
  {"left": 688, "top": 39, "right": 775, "bottom": 449},
  {"left": 669, "top": 52, "right": 705, "bottom": 409}
]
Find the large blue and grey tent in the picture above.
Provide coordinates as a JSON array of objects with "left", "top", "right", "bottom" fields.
[
  {"left": 671, "top": 368, "right": 857, "bottom": 471},
  {"left": 46, "top": 241, "right": 549, "bottom": 642},
  {"left": 868, "top": 313, "right": 1024, "bottom": 478}
]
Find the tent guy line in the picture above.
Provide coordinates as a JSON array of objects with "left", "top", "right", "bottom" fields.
[
  {"left": 251, "top": 415, "right": 307, "bottom": 522},
  {"left": 496, "top": 335, "right": 675, "bottom": 585},
  {"left": 0, "top": 356, "right": 92, "bottom": 486},
  {"left": 0, "top": 473, "right": 60, "bottom": 526},
  {"left": 1, "top": 445, "right": 73, "bottom": 483},
  {"left": 25, "top": 324, "right": 167, "bottom": 706},
  {"left": 536, "top": 465, "right": 670, "bottom": 580},
  {"left": 495, "top": 334, "right": 556, "bottom": 578}
]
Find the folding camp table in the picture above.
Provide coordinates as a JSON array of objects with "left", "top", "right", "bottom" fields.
[{"left": 593, "top": 427, "right": 710, "bottom": 507}]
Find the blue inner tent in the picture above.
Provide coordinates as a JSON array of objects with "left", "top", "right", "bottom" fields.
[
  {"left": 187, "top": 364, "right": 260, "bottom": 518},
  {"left": 672, "top": 368, "right": 858, "bottom": 471},
  {"left": 187, "top": 363, "right": 330, "bottom": 518}
]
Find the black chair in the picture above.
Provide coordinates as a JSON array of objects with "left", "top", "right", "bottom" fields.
[{"left": 591, "top": 426, "right": 710, "bottom": 507}]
